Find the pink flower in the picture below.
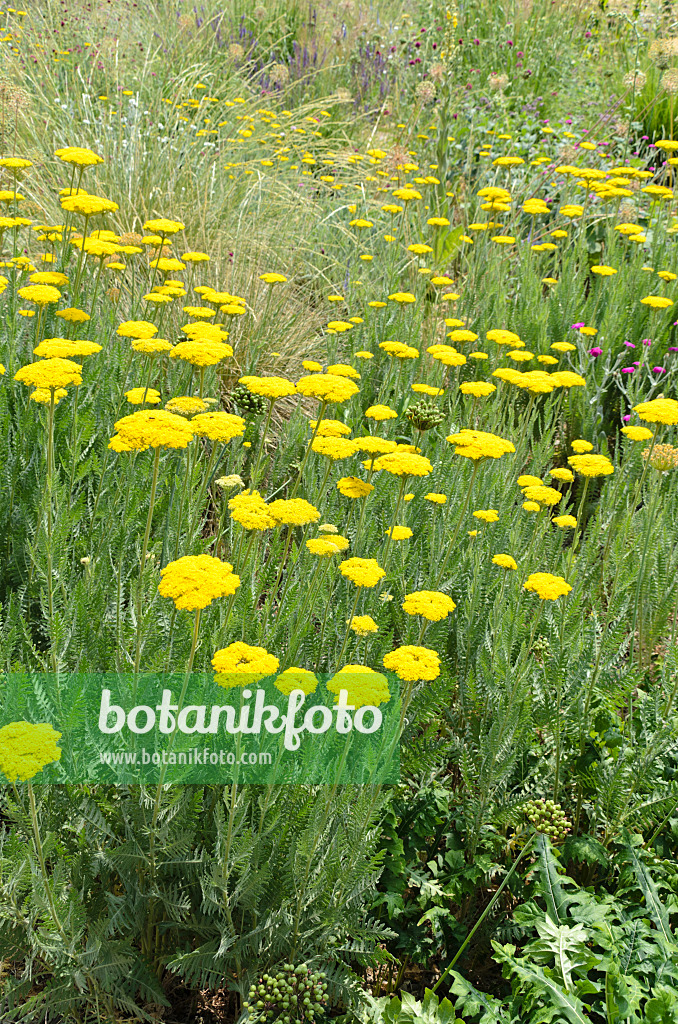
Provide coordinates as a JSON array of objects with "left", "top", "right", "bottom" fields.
[
  {"left": 571, "top": 321, "right": 585, "bottom": 329},
  {"left": 589, "top": 347, "right": 603, "bottom": 357},
  {"left": 624, "top": 341, "right": 635, "bottom": 349},
  {"left": 652, "top": 366, "right": 666, "bottom": 373},
  {"left": 621, "top": 367, "right": 635, "bottom": 374}
]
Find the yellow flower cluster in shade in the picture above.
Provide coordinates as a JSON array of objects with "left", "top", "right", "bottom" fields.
[
  {"left": 447, "top": 429, "right": 515, "bottom": 460},
  {"left": 340, "top": 557, "right": 386, "bottom": 587},
  {"left": 212, "top": 642, "right": 280, "bottom": 688},
  {"left": 327, "top": 666, "right": 391, "bottom": 707},
  {"left": 0, "top": 721, "right": 62, "bottom": 782},
  {"left": 158, "top": 555, "right": 240, "bottom": 610},
  {"left": 274, "top": 667, "right": 319, "bottom": 696},
  {"left": 523, "top": 573, "right": 573, "bottom": 600},
  {"left": 402, "top": 590, "right": 456, "bottom": 621},
  {"left": 567, "top": 454, "right": 614, "bottom": 477},
  {"left": 108, "top": 410, "right": 195, "bottom": 452},
  {"left": 382, "top": 645, "right": 441, "bottom": 681}
]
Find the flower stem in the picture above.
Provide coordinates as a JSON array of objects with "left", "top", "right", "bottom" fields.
[{"left": 134, "top": 447, "right": 161, "bottom": 680}]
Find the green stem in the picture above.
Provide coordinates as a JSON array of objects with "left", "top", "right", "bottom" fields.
[{"left": 134, "top": 447, "right": 161, "bottom": 680}]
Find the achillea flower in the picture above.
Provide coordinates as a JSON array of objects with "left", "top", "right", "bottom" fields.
[
  {"left": 447, "top": 428, "right": 515, "bottom": 460},
  {"left": 267, "top": 499, "right": 320, "bottom": 527},
  {"left": 311, "top": 437, "right": 358, "bottom": 459},
  {"left": 125, "top": 387, "right": 161, "bottom": 405},
  {"left": 552, "top": 515, "right": 577, "bottom": 528},
  {"left": 349, "top": 616, "right": 378, "bottom": 636},
  {"left": 158, "top": 555, "right": 240, "bottom": 610},
  {"left": 492, "top": 553, "right": 517, "bottom": 570},
  {"left": 108, "top": 409, "right": 195, "bottom": 452},
  {"left": 640, "top": 295, "right": 673, "bottom": 308},
  {"left": 18, "top": 284, "right": 61, "bottom": 305},
  {"left": 306, "top": 537, "right": 349, "bottom": 556},
  {"left": 517, "top": 475, "right": 543, "bottom": 487},
  {"left": 365, "top": 404, "right": 397, "bottom": 421},
  {"left": 296, "top": 373, "right": 359, "bottom": 403},
  {"left": 487, "top": 329, "right": 523, "bottom": 346},
  {"left": 549, "top": 371, "right": 586, "bottom": 388},
  {"left": 55, "top": 146, "right": 103, "bottom": 166},
  {"left": 212, "top": 642, "right": 279, "bottom": 688},
  {"left": 239, "top": 375, "right": 296, "bottom": 399},
  {"left": 523, "top": 572, "right": 572, "bottom": 600},
  {"left": 387, "top": 291, "right": 416, "bottom": 303},
  {"left": 169, "top": 340, "right": 233, "bottom": 366},
  {"left": 34, "top": 339, "right": 101, "bottom": 358},
  {"left": 591, "top": 265, "right": 617, "bottom": 276},
  {"left": 412, "top": 383, "right": 444, "bottom": 396},
  {"left": 229, "top": 490, "right": 277, "bottom": 530},
  {"left": 56, "top": 307, "right": 90, "bottom": 323},
  {"left": 117, "top": 320, "right": 158, "bottom": 339},
  {"left": 643, "top": 443, "right": 678, "bottom": 471},
  {"left": 275, "top": 667, "right": 318, "bottom": 696},
  {"left": 567, "top": 454, "right": 614, "bottom": 477},
  {"left": 551, "top": 341, "right": 577, "bottom": 353},
  {"left": 621, "top": 425, "right": 654, "bottom": 441},
  {"left": 549, "top": 468, "right": 574, "bottom": 482},
  {"left": 379, "top": 341, "right": 419, "bottom": 359},
  {"left": 522, "top": 485, "right": 563, "bottom": 506},
  {"left": 354, "top": 437, "right": 398, "bottom": 455},
  {"left": 425, "top": 492, "right": 446, "bottom": 504},
  {"left": 327, "top": 666, "right": 391, "bottom": 707},
  {"left": 311, "top": 419, "right": 351, "bottom": 437},
  {"left": 427, "top": 344, "right": 466, "bottom": 366},
  {"left": 259, "top": 272, "right": 287, "bottom": 284},
  {"left": 385, "top": 526, "right": 413, "bottom": 540},
  {"left": 571, "top": 439, "right": 593, "bottom": 453},
  {"left": 165, "top": 396, "right": 208, "bottom": 416},
  {"left": 460, "top": 381, "right": 496, "bottom": 397},
  {"left": 382, "top": 645, "right": 440, "bottom": 681},
  {"left": 31, "top": 388, "right": 68, "bottom": 405},
  {"left": 372, "top": 452, "right": 433, "bottom": 476},
  {"left": 191, "top": 412, "right": 246, "bottom": 442},
  {"left": 61, "top": 194, "right": 118, "bottom": 216},
  {"left": 337, "top": 476, "right": 374, "bottom": 498},
  {"left": 15, "top": 358, "right": 82, "bottom": 390},
  {"left": 143, "top": 218, "right": 185, "bottom": 234},
  {"left": 340, "top": 557, "right": 386, "bottom": 587},
  {"left": 326, "top": 362, "right": 360, "bottom": 378},
  {"left": 633, "top": 398, "right": 678, "bottom": 424},
  {"left": 0, "top": 722, "right": 62, "bottom": 782},
  {"left": 473, "top": 509, "right": 500, "bottom": 522},
  {"left": 132, "top": 337, "right": 173, "bottom": 354},
  {"left": 402, "top": 590, "right": 456, "bottom": 621}
]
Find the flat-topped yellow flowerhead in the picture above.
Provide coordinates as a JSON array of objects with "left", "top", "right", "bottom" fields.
[
  {"left": 239, "top": 375, "right": 296, "bottom": 399},
  {"left": 372, "top": 452, "right": 433, "bottom": 476},
  {"left": 327, "top": 666, "right": 391, "bottom": 707},
  {"left": 383, "top": 645, "right": 440, "bottom": 681},
  {"left": 523, "top": 573, "right": 572, "bottom": 600},
  {"left": 212, "top": 642, "right": 279, "bottom": 689},
  {"left": 567, "top": 454, "right": 614, "bottom": 477},
  {"left": 55, "top": 146, "right": 103, "bottom": 166},
  {"left": 296, "top": 373, "right": 359, "bottom": 403},
  {"left": 191, "top": 411, "right": 246, "bottom": 442},
  {"left": 402, "top": 591, "right": 456, "bottom": 621},
  {"left": 158, "top": 555, "right": 240, "bottom": 610},
  {"left": 633, "top": 398, "right": 678, "bottom": 425},
  {"left": 15, "top": 358, "right": 82, "bottom": 390},
  {"left": 143, "top": 218, "right": 185, "bottom": 234},
  {"left": 108, "top": 409, "right": 195, "bottom": 452},
  {"left": 447, "top": 429, "right": 515, "bottom": 460},
  {"left": 228, "top": 490, "right": 277, "bottom": 531},
  {"left": 275, "top": 668, "right": 318, "bottom": 696},
  {"left": 339, "top": 557, "right": 385, "bottom": 588},
  {"left": 0, "top": 721, "right": 62, "bottom": 782}
]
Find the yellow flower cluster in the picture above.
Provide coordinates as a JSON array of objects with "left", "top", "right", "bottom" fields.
[
  {"left": 0, "top": 721, "right": 62, "bottom": 782},
  {"left": 158, "top": 555, "right": 240, "bottom": 610}
]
